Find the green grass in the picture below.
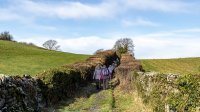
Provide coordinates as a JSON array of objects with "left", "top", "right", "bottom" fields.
[
  {"left": 113, "top": 86, "right": 152, "bottom": 112},
  {"left": 0, "top": 40, "right": 89, "bottom": 76},
  {"left": 61, "top": 90, "right": 113, "bottom": 112},
  {"left": 140, "top": 58, "right": 200, "bottom": 75},
  {"left": 56, "top": 83, "right": 113, "bottom": 112}
]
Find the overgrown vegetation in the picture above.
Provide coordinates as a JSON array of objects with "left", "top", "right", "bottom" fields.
[
  {"left": 141, "top": 58, "right": 200, "bottom": 74},
  {"left": 37, "top": 67, "right": 84, "bottom": 105},
  {"left": 133, "top": 72, "right": 200, "bottom": 112},
  {"left": 0, "top": 40, "right": 89, "bottom": 76}
]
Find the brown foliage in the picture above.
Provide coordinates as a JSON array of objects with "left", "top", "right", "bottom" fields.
[{"left": 115, "top": 54, "right": 143, "bottom": 91}]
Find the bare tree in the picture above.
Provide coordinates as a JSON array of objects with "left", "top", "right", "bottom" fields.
[
  {"left": 0, "top": 31, "right": 13, "bottom": 41},
  {"left": 113, "top": 38, "right": 134, "bottom": 55},
  {"left": 42, "top": 40, "right": 60, "bottom": 50}
]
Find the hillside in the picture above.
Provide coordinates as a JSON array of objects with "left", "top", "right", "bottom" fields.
[
  {"left": 141, "top": 57, "right": 200, "bottom": 75},
  {"left": 0, "top": 40, "right": 89, "bottom": 76}
]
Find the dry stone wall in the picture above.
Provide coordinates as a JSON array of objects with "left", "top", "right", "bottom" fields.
[
  {"left": 135, "top": 72, "right": 200, "bottom": 112},
  {"left": 0, "top": 74, "right": 42, "bottom": 112}
]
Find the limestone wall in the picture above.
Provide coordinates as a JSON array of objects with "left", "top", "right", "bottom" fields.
[{"left": 0, "top": 74, "right": 42, "bottom": 112}]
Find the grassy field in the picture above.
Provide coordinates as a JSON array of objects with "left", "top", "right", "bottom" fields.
[
  {"left": 140, "top": 58, "right": 200, "bottom": 75},
  {"left": 0, "top": 40, "right": 89, "bottom": 76}
]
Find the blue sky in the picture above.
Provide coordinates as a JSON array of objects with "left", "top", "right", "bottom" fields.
[{"left": 0, "top": 0, "right": 200, "bottom": 59}]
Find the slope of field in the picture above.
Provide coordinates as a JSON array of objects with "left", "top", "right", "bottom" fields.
[
  {"left": 0, "top": 40, "right": 89, "bottom": 76},
  {"left": 141, "top": 58, "right": 200, "bottom": 75}
]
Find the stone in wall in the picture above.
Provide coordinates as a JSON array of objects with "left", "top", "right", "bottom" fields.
[{"left": 0, "top": 74, "right": 42, "bottom": 112}]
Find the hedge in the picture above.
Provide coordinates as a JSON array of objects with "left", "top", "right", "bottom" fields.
[
  {"left": 36, "top": 50, "right": 118, "bottom": 105},
  {"left": 133, "top": 72, "right": 200, "bottom": 112}
]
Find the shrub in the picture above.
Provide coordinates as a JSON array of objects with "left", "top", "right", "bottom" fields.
[
  {"left": 167, "top": 74, "right": 200, "bottom": 111},
  {"left": 133, "top": 72, "right": 200, "bottom": 112},
  {"left": 0, "top": 31, "right": 13, "bottom": 41},
  {"left": 36, "top": 67, "right": 84, "bottom": 104}
]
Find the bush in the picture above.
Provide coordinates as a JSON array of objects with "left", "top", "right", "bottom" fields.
[
  {"left": 0, "top": 31, "right": 13, "bottom": 41},
  {"left": 168, "top": 74, "right": 200, "bottom": 111},
  {"left": 133, "top": 72, "right": 200, "bottom": 112},
  {"left": 36, "top": 67, "right": 82, "bottom": 103}
]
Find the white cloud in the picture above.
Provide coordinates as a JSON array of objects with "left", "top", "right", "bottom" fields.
[
  {"left": 0, "top": 8, "right": 22, "bottom": 21},
  {"left": 133, "top": 29, "right": 200, "bottom": 59},
  {"left": 122, "top": 18, "right": 159, "bottom": 27},
  {"left": 0, "top": 6, "right": 57, "bottom": 31},
  {"left": 56, "top": 37, "right": 116, "bottom": 54},
  {"left": 174, "top": 28, "right": 200, "bottom": 33},
  {"left": 136, "top": 38, "right": 200, "bottom": 59},
  {"left": 1, "top": 0, "right": 195, "bottom": 21},
  {"left": 123, "top": 0, "right": 191, "bottom": 12},
  {"left": 14, "top": 0, "right": 118, "bottom": 19}
]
